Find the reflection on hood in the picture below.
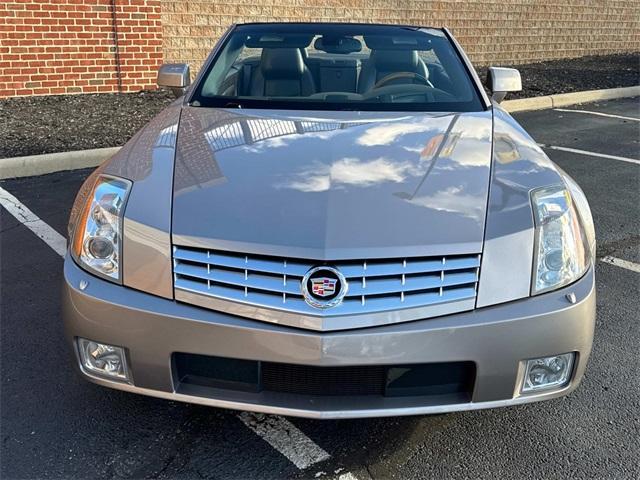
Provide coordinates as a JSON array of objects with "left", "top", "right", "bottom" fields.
[
  {"left": 357, "top": 121, "right": 438, "bottom": 147},
  {"left": 280, "top": 157, "right": 424, "bottom": 193},
  {"left": 409, "top": 186, "right": 486, "bottom": 221}
]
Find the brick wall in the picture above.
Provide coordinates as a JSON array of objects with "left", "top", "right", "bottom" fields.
[
  {"left": 1, "top": 1, "right": 638, "bottom": 98},
  {"left": 162, "top": 0, "right": 640, "bottom": 74},
  {"left": 0, "top": 0, "right": 162, "bottom": 98}
]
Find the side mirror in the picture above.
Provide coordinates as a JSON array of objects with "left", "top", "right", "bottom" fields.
[
  {"left": 486, "top": 67, "right": 522, "bottom": 103},
  {"left": 157, "top": 63, "right": 191, "bottom": 98}
]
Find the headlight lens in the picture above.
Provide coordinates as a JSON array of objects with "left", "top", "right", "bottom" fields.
[
  {"left": 531, "top": 185, "right": 590, "bottom": 295},
  {"left": 72, "top": 175, "right": 131, "bottom": 282},
  {"left": 561, "top": 172, "right": 596, "bottom": 260}
]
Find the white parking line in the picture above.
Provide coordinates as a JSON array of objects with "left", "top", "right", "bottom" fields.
[
  {"left": 0, "top": 185, "right": 332, "bottom": 471},
  {"left": 0, "top": 186, "right": 67, "bottom": 257},
  {"left": 538, "top": 144, "right": 640, "bottom": 166},
  {"left": 238, "top": 412, "right": 330, "bottom": 469},
  {"left": 600, "top": 256, "right": 640, "bottom": 273},
  {"left": 554, "top": 108, "right": 640, "bottom": 122}
]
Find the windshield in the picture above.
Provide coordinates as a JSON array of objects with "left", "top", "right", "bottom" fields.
[{"left": 190, "top": 23, "right": 484, "bottom": 112}]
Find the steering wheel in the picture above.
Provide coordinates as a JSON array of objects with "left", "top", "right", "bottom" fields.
[{"left": 373, "top": 71, "right": 433, "bottom": 90}]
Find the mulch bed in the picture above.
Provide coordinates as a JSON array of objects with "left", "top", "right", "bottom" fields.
[
  {"left": 477, "top": 53, "right": 639, "bottom": 99},
  {"left": 0, "top": 90, "right": 175, "bottom": 158},
  {"left": 1, "top": 53, "right": 638, "bottom": 159}
]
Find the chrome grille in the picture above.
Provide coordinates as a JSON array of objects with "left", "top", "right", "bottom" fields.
[{"left": 173, "top": 247, "right": 481, "bottom": 317}]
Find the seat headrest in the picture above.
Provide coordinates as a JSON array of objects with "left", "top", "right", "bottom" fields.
[
  {"left": 371, "top": 49, "right": 420, "bottom": 71},
  {"left": 260, "top": 48, "right": 305, "bottom": 78}
]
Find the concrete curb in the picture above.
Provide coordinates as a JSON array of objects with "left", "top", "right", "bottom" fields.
[
  {"left": 0, "top": 146, "right": 121, "bottom": 180},
  {"left": 503, "top": 85, "right": 640, "bottom": 112},
  {"left": 1, "top": 86, "right": 638, "bottom": 179}
]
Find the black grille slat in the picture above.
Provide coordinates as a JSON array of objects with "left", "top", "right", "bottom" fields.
[{"left": 262, "top": 363, "right": 386, "bottom": 396}]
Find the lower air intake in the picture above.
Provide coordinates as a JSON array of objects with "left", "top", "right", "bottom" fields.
[{"left": 174, "top": 353, "right": 476, "bottom": 399}]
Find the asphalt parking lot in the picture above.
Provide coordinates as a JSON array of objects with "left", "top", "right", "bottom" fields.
[{"left": 1, "top": 97, "right": 639, "bottom": 480}]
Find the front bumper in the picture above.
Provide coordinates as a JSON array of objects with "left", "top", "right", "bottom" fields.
[{"left": 62, "top": 256, "right": 595, "bottom": 419}]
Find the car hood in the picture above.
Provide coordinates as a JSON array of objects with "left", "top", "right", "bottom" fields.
[{"left": 172, "top": 107, "right": 493, "bottom": 259}]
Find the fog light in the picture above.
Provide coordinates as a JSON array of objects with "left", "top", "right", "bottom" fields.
[
  {"left": 521, "top": 353, "right": 574, "bottom": 393},
  {"left": 78, "top": 338, "right": 130, "bottom": 382}
]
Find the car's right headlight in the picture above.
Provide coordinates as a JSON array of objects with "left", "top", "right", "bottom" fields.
[
  {"left": 70, "top": 174, "right": 131, "bottom": 283},
  {"left": 531, "top": 185, "right": 591, "bottom": 295}
]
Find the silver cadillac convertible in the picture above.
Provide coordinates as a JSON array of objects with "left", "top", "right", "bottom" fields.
[{"left": 63, "top": 23, "right": 596, "bottom": 418}]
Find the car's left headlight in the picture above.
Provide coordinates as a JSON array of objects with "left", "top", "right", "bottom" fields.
[
  {"left": 70, "top": 174, "right": 131, "bottom": 283},
  {"left": 531, "top": 184, "right": 592, "bottom": 295}
]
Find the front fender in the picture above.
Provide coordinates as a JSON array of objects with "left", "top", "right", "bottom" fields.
[
  {"left": 477, "top": 107, "right": 565, "bottom": 307},
  {"left": 103, "top": 102, "right": 183, "bottom": 299}
]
